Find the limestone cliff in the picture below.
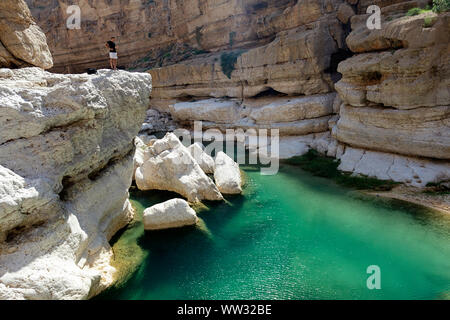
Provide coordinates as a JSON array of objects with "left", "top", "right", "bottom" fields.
[
  {"left": 0, "top": 0, "right": 53, "bottom": 69},
  {"left": 26, "top": 0, "right": 344, "bottom": 73},
  {"left": 25, "top": 0, "right": 449, "bottom": 185},
  {"left": 0, "top": 68, "right": 151, "bottom": 299},
  {"left": 146, "top": 0, "right": 348, "bottom": 155},
  {"left": 145, "top": 0, "right": 449, "bottom": 186},
  {"left": 334, "top": 2, "right": 450, "bottom": 186}
]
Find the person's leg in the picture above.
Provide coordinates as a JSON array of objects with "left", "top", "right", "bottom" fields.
[
  {"left": 109, "top": 58, "right": 113, "bottom": 69},
  {"left": 114, "top": 58, "right": 118, "bottom": 70}
]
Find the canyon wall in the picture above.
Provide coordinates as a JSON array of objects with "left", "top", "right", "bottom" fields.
[
  {"left": 148, "top": 0, "right": 449, "bottom": 186},
  {"left": 26, "top": 0, "right": 331, "bottom": 73},
  {"left": 334, "top": 2, "right": 450, "bottom": 186},
  {"left": 24, "top": 0, "right": 450, "bottom": 184},
  {"left": 146, "top": 0, "right": 348, "bottom": 162},
  {"left": 0, "top": 1, "right": 152, "bottom": 299}
]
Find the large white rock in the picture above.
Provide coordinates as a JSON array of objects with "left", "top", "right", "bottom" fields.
[
  {"left": 214, "top": 152, "right": 242, "bottom": 194},
  {"left": 0, "top": 0, "right": 53, "bottom": 69},
  {"left": 136, "top": 133, "right": 223, "bottom": 202},
  {"left": 187, "top": 142, "right": 215, "bottom": 174},
  {"left": 0, "top": 68, "right": 152, "bottom": 190},
  {"left": 0, "top": 68, "right": 151, "bottom": 299},
  {"left": 0, "top": 155, "right": 136, "bottom": 300},
  {"left": 143, "top": 199, "right": 198, "bottom": 230}
]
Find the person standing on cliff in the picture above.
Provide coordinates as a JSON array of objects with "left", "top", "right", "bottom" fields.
[{"left": 106, "top": 37, "right": 118, "bottom": 70}]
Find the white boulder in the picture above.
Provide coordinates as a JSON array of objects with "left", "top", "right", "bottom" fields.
[
  {"left": 135, "top": 133, "right": 223, "bottom": 202},
  {"left": 214, "top": 151, "right": 242, "bottom": 194},
  {"left": 143, "top": 199, "right": 198, "bottom": 230}
]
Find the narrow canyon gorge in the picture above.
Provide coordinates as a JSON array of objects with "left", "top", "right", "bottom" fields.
[{"left": 0, "top": 0, "right": 449, "bottom": 299}]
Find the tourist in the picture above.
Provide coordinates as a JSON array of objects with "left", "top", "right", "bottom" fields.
[{"left": 105, "top": 37, "right": 118, "bottom": 70}]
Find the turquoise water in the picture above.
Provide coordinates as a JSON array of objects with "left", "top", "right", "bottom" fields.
[{"left": 99, "top": 163, "right": 450, "bottom": 300}]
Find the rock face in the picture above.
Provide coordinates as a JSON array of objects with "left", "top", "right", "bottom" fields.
[
  {"left": 214, "top": 152, "right": 243, "bottom": 195},
  {"left": 140, "top": 0, "right": 347, "bottom": 160},
  {"left": 332, "top": 5, "right": 450, "bottom": 184},
  {"left": 135, "top": 133, "right": 223, "bottom": 202},
  {"left": 25, "top": 0, "right": 344, "bottom": 74},
  {"left": 24, "top": 0, "right": 449, "bottom": 188},
  {"left": 0, "top": 68, "right": 151, "bottom": 299},
  {"left": 143, "top": 0, "right": 449, "bottom": 187},
  {"left": 143, "top": 199, "right": 198, "bottom": 230},
  {"left": 0, "top": 0, "right": 53, "bottom": 69},
  {"left": 338, "top": 147, "right": 450, "bottom": 187},
  {"left": 187, "top": 143, "right": 215, "bottom": 174}
]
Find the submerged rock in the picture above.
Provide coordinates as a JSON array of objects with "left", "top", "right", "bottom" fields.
[
  {"left": 214, "top": 152, "right": 242, "bottom": 195},
  {"left": 143, "top": 199, "right": 198, "bottom": 230},
  {"left": 187, "top": 142, "right": 215, "bottom": 174},
  {"left": 135, "top": 133, "right": 223, "bottom": 202}
]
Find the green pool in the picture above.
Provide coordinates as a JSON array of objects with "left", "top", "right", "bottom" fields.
[{"left": 99, "top": 162, "right": 450, "bottom": 300}]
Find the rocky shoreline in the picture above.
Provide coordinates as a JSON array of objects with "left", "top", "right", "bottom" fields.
[
  {"left": 366, "top": 185, "right": 450, "bottom": 215},
  {"left": 0, "top": 0, "right": 448, "bottom": 300}
]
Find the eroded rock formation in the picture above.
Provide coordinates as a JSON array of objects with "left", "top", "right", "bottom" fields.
[
  {"left": 0, "top": 0, "right": 53, "bottom": 69},
  {"left": 135, "top": 133, "right": 224, "bottom": 202},
  {"left": 214, "top": 151, "right": 243, "bottom": 195},
  {"left": 141, "top": 0, "right": 349, "bottom": 165},
  {"left": 143, "top": 199, "right": 198, "bottom": 231},
  {"left": 145, "top": 0, "right": 449, "bottom": 187},
  {"left": 334, "top": 3, "right": 450, "bottom": 186},
  {"left": 0, "top": 68, "right": 151, "bottom": 299}
]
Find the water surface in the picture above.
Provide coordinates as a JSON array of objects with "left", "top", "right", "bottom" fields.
[{"left": 99, "top": 163, "right": 450, "bottom": 300}]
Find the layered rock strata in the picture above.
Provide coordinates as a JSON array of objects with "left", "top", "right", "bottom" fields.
[
  {"left": 143, "top": 0, "right": 348, "bottom": 159},
  {"left": 26, "top": 0, "right": 345, "bottom": 73},
  {"left": 333, "top": 5, "right": 450, "bottom": 186}
]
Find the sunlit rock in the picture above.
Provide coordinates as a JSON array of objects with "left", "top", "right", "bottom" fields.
[{"left": 143, "top": 199, "right": 198, "bottom": 230}]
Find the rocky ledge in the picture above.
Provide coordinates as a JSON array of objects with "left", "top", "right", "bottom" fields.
[
  {"left": 334, "top": 6, "right": 450, "bottom": 187},
  {"left": 0, "top": 68, "right": 151, "bottom": 299}
]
